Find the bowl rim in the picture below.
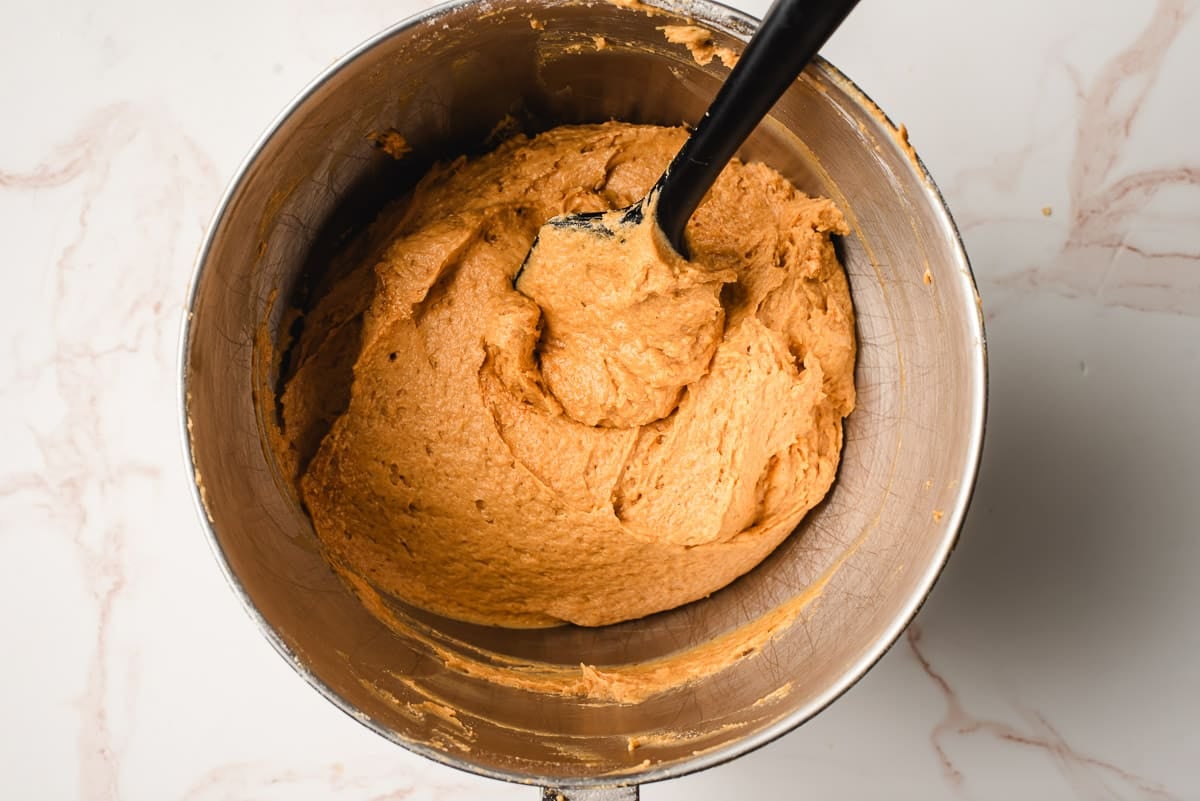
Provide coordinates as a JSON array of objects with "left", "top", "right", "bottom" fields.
[{"left": 178, "top": 0, "right": 989, "bottom": 788}]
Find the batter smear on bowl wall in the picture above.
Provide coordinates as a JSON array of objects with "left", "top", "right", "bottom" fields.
[{"left": 273, "top": 121, "right": 855, "bottom": 628}]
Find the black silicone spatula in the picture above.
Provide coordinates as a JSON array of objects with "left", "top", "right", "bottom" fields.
[{"left": 516, "top": 0, "right": 860, "bottom": 276}]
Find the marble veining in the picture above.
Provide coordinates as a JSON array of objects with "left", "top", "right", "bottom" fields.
[
  {"left": 2, "top": 0, "right": 1197, "bottom": 798},
  {"left": 907, "top": 626, "right": 1183, "bottom": 801}
]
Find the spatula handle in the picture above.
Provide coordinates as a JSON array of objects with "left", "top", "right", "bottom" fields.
[{"left": 655, "top": 0, "right": 861, "bottom": 254}]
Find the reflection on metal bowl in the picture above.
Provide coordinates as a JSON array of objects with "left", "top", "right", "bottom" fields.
[{"left": 180, "top": 0, "right": 986, "bottom": 796}]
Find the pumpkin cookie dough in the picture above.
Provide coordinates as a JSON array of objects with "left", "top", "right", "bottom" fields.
[{"left": 275, "top": 121, "right": 855, "bottom": 628}]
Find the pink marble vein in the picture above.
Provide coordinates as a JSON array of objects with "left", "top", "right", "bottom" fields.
[
  {"left": 907, "top": 625, "right": 1182, "bottom": 800},
  {"left": 997, "top": 0, "right": 1200, "bottom": 316},
  {"left": 1, "top": 102, "right": 221, "bottom": 800}
]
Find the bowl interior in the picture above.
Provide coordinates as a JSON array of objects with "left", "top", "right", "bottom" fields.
[{"left": 183, "top": 0, "right": 985, "bottom": 785}]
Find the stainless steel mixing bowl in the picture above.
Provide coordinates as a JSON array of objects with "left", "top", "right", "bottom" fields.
[{"left": 180, "top": 0, "right": 987, "bottom": 797}]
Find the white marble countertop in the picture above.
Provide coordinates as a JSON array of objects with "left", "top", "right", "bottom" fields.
[{"left": 3, "top": 0, "right": 1198, "bottom": 798}]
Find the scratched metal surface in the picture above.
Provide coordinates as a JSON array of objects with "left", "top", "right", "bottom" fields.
[{"left": 181, "top": 0, "right": 985, "bottom": 789}]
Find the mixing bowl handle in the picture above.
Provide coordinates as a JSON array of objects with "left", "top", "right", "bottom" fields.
[{"left": 540, "top": 788, "right": 639, "bottom": 800}]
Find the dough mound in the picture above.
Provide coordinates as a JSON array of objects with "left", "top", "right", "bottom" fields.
[{"left": 276, "top": 122, "right": 855, "bottom": 628}]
